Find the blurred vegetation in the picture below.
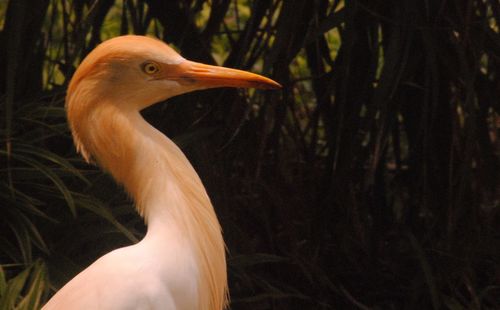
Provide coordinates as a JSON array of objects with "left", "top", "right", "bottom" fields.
[{"left": 1, "top": 0, "right": 499, "bottom": 309}]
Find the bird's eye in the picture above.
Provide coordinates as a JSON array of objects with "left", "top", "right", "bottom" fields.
[{"left": 142, "top": 62, "right": 160, "bottom": 75}]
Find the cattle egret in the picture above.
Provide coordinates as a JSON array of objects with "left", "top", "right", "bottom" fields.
[{"left": 42, "top": 35, "right": 280, "bottom": 310}]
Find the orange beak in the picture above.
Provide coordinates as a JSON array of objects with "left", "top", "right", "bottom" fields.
[{"left": 162, "top": 60, "right": 281, "bottom": 90}]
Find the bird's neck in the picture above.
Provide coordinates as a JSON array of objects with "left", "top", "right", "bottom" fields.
[{"left": 72, "top": 103, "right": 227, "bottom": 310}]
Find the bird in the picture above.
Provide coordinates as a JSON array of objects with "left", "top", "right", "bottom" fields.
[{"left": 42, "top": 35, "right": 280, "bottom": 310}]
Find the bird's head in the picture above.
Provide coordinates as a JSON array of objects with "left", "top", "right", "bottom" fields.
[
  {"left": 67, "top": 35, "right": 280, "bottom": 112},
  {"left": 66, "top": 35, "right": 280, "bottom": 164}
]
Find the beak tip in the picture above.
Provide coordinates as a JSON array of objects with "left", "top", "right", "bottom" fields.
[
  {"left": 257, "top": 79, "right": 282, "bottom": 90},
  {"left": 269, "top": 82, "right": 282, "bottom": 90}
]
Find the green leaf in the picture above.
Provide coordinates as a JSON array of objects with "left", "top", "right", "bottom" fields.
[
  {"left": 0, "top": 265, "right": 30, "bottom": 310},
  {"left": 5, "top": 152, "right": 77, "bottom": 217},
  {"left": 15, "top": 143, "right": 89, "bottom": 185},
  {"left": 75, "top": 194, "right": 139, "bottom": 243},
  {"left": 0, "top": 262, "right": 46, "bottom": 310}
]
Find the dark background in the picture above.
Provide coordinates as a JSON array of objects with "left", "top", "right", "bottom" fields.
[{"left": 0, "top": 0, "right": 499, "bottom": 309}]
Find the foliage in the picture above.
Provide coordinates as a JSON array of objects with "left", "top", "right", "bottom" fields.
[
  {"left": 1, "top": 0, "right": 499, "bottom": 309},
  {"left": 0, "top": 261, "right": 46, "bottom": 310}
]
